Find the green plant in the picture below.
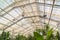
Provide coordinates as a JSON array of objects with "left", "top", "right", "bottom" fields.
[
  {"left": 34, "top": 24, "right": 59, "bottom": 40},
  {"left": 15, "top": 34, "right": 27, "bottom": 40},
  {"left": 34, "top": 32, "right": 44, "bottom": 40},
  {"left": 46, "top": 28, "right": 53, "bottom": 40},
  {"left": 0, "top": 31, "right": 10, "bottom": 40},
  {"left": 27, "top": 35, "right": 35, "bottom": 40},
  {"left": 0, "top": 24, "right": 59, "bottom": 40},
  {"left": 55, "top": 31, "right": 60, "bottom": 40}
]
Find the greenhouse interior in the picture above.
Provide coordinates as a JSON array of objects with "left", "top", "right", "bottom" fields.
[{"left": 0, "top": 0, "right": 60, "bottom": 40}]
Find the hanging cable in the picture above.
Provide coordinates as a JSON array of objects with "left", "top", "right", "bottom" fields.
[
  {"left": 48, "top": 0, "right": 55, "bottom": 25},
  {"left": 43, "top": 0, "right": 46, "bottom": 26}
]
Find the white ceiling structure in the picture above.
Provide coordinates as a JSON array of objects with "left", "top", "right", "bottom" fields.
[{"left": 0, "top": 0, "right": 60, "bottom": 36}]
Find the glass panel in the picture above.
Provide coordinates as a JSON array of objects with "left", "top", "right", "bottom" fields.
[
  {"left": 0, "top": 0, "right": 13, "bottom": 9},
  {"left": 0, "top": 17, "right": 10, "bottom": 24}
]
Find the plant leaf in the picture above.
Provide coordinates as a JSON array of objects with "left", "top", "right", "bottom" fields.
[
  {"left": 46, "top": 28, "right": 53, "bottom": 40},
  {"left": 34, "top": 32, "right": 44, "bottom": 40}
]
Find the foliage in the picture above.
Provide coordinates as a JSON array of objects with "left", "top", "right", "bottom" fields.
[
  {"left": 0, "top": 31, "right": 10, "bottom": 40},
  {"left": 15, "top": 34, "right": 27, "bottom": 40},
  {"left": 27, "top": 35, "right": 35, "bottom": 40},
  {"left": 0, "top": 24, "right": 59, "bottom": 40},
  {"left": 34, "top": 32, "right": 44, "bottom": 40},
  {"left": 46, "top": 28, "right": 53, "bottom": 40},
  {"left": 34, "top": 24, "right": 59, "bottom": 40}
]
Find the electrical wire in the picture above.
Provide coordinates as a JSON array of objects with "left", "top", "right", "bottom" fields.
[
  {"left": 48, "top": 0, "right": 55, "bottom": 25},
  {"left": 44, "top": 0, "right": 45, "bottom": 27}
]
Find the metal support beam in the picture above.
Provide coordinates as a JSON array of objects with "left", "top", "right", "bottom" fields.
[
  {"left": 0, "top": 2, "right": 37, "bottom": 17},
  {"left": 4, "top": 15, "right": 59, "bottom": 30}
]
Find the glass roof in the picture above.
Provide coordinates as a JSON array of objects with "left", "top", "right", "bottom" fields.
[
  {"left": 0, "top": 0, "right": 14, "bottom": 9},
  {"left": 0, "top": 0, "right": 60, "bottom": 35}
]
